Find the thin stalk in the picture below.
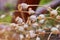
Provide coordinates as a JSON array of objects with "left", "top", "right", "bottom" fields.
[{"left": 47, "top": 32, "right": 52, "bottom": 40}]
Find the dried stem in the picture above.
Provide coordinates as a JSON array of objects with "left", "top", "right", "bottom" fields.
[
  {"left": 18, "top": 4, "right": 26, "bottom": 22},
  {"left": 56, "top": 6, "right": 60, "bottom": 10},
  {"left": 28, "top": 5, "right": 44, "bottom": 7},
  {"left": 47, "top": 32, "right": 52, "bottom": 40},
  {"left": 26, "top": 17, "right": 31, "bottom": 25}
]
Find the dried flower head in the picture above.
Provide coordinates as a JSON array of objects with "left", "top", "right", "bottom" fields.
[
  {"left": 32, "top": 22, "right": 38, "bottom": 28},
  {"left": 30, "top": 15, "right": 37, "bottom": 22},
  {"left": 21, "top": 3, "right": 29, "bottom": 9},
  {"left": 51, "top": 27, "right": 59, "bottom": 34},
  {"left": 36, "top": 36, "right": 41, "bottom": 40},
  {"left": 50, "top": 10, "right": 58, "bottom": 17},
  {"left": 15, "top": 16, "right": 23, "bottom": 24},
  {"left": 23, "top": 24, "right": 29, "bottom": 28},
  {"left": 18, "top": 26, "right": 24, "bottom": 31},
  {"left": 38, "top": 14, "right": 45, "bottom": 20},
  {"left": 39, "top": 19, "right": 45, "bottom": 24},
  {"left": 28, "top": 8, "right": 35, "bottom": 15},
  {"left": 29, "top": 30, "right": 36, "bottom": 38},
  {"left": 19, "top": 34, "right": 24, "bottom": 40},
  {"left": 56, "top": 15, "right": 60, "bottom": 20}
]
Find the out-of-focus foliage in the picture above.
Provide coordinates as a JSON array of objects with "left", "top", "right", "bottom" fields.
[
  {"left": 5, "top": 3, "right": 15, "bottom": 11},
  {"left": 0, "top": 14, "right": 12, "bottom": 23},
  {"left": 0, "top": 0, "right": 17, "bottom": 10},
  {"left": 57, "top": 7, "right": 60, "bottom": 15},
  {"left": 0, "top": 10, "right": 5, "bottom": 15},
  {"left": 40, "top": 0, "right": 52, "bottom": 5}
]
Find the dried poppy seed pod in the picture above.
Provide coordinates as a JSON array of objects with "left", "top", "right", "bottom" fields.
[
  {"left": 50, "top": 10, "right": 58, "bottom": 17},
  {"left": 29, "top": 30, "right": 36, "bottom": 38},
  {"left": 25, "top": 34, "right": 30, "bottom": 40},
  {"left": 19, "top": 34, "right": 24, "bottom": 40},
  {"left": 30, "top": 15, "right": 37, "bottom": 22},
  {"left": 15, "top": 25, "right": 19, "bottom": 30},
  {"left": 36, "top": 29, "right": 43, "bottom": 32},
  {"left": 18, "top": 26, "right": 24, "bottom": 31},
  {"left": 39, "top": 19, "right": 45, "bottom": 24},
  {"left": 28, "top": 8, "right": 35, "bottom": 15},
  {"left": 36, "top": 36, "right": 41, "bottom": 40},
  {"left": 32, "top": 22, "right": 38, "bottom": 28},
  {"left": 23, "top": 24, "right": 29, "bottom": 30},
  {"left": 15, "top": 16, "right": 23, "bottom": 24},
  {"left": 51, "top": 27, "right": 59, "bottom": 34},
  {"left": 37, "top": 14, "right": 45, "bottom": 20},
  {"left": 56, "top": 15, "right": 60, "bottom": 20},
  {"left": 26, "top": 34, "right": 30, "bottom": 38},
  {"left": 37, "top": 29, "right": 46, "bottom": 34}
]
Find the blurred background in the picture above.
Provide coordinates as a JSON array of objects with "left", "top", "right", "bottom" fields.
[
  {"left": 0, "top": 0, "right": 17, "bottom": 10},
  {"left": 0, "top": 0, "right": 18, "bottom": 23}
]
